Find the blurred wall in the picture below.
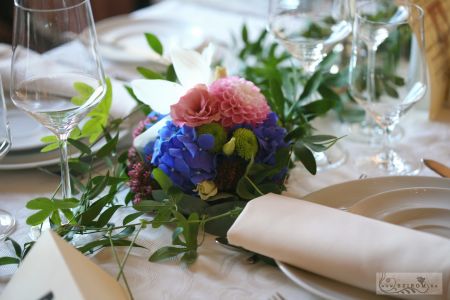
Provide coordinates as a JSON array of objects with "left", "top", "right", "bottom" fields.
[{"left": 0, "top": 0, "right": 153, "bottom": 44}]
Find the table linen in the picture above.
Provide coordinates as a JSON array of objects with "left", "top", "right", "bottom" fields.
[{"left": 0, "top": 1, "right": 449, "bottom": 299}]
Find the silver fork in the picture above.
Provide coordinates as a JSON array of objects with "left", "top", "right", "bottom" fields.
[{"left": 269, "top": 292, "right": 286, "bottom": 300}]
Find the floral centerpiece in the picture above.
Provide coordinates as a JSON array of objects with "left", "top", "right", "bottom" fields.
[
  {"left": 0, "top": 30, "right": 343, "bottom": 286},
  {"left": 126, "top": 46, "right": 291, "bottom": 238}
]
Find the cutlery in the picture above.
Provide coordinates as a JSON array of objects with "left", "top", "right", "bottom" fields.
[{"left": 423, "top": 159, "right": 450, "bottom": 178}]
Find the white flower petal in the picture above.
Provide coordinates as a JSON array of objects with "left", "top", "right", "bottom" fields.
[
  {"left": 133, "top": 116, "right": 172, "bottom": 152},
  {"left": 131, "top": 79, "right": 184, "bottom": 114},
  {"left": 171, "top": 47, "right": 211, "bottom": 88},
  {"left": 202, "top": 43, "right": 216, "bottom": 69}
]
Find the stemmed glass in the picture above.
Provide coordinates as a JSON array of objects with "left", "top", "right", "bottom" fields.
[
  {"left": 349, "top": 0, "right": 426, "bottom": 176},
  {"left": 0, "top": 76, "right": 16, "bottom": 239},
  {"left": 268, "top": 0, "right": 352, "bottom": 171},
  {"left": 11, "top": 0, "right": 106, "bottom": 198}
]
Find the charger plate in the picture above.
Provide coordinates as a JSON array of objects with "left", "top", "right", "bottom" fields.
[{"left": 277, "top": 176, "right": 450, "bottom": 300}]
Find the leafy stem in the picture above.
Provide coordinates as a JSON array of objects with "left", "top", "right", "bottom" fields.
[{"left": 108, "top": 230, "right": 133, "bottom": 300}]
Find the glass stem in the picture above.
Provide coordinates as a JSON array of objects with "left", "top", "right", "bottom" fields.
[
  {"left": 58, "top": 135, "right": 71, "bottom": 199},
  {"left": 381, "top": 125, "right": 394, "bottom": 165},
  {"left": 367, "top": 47, "right": 377, "bottom": 105}
]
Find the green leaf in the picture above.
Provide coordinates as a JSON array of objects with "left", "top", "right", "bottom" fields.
[
  {"left": 5, "top": 238, "right": 22, "bottom": 258},
  {"left": 203, "top": 201, "right": 246, "bottom": 236},
  {"left": 167, "top": 186, "right": 183, "bottom": 203},
  {"left": 68, "top": 138, "right": 92, "bottom": 155},
  {"left": 78, "top": 239, "right": 143, "bottom": 254},
  {"left": 40, "top": 142, "right": 60, "bottom": 153},
  {"left": 22, "top": 241, "right": 35, "bottom": 259},
  {"left": 87, "top": 174, "right": 110, "bottom": 200},
  {"left": 123, "top": 212, "right": 145, "bottom": 225},
  {"left": 95, "top": 205, "right": 122, "bottom": 227},
  {"left": 242, "top": 24, "right": 249, "bottom": 43},
  {"left": 269, "top": 79, "right": 285, "bottom": 116},
  {"left": 303, "top": 135, "right": 337, "bottom": 143},
  {"left": 382, "top": 80, "right": 399, "bottom": 98},
  {"left": 294, "top": 143, "right": 317, "bottom": 175},
  {"left": 137, "top": 67, "right": 164, "bottom": 80},
  {"left": 302, "top": 99, "right": 334, "bottom": 118},
  {"left": 151, "top": 190, "right": 168, "bottom": 201},
  {"left": 110, "top": 226, "right": 136, "bottom": 239},
  {"left": 40, "top": 135, "right": 58, "bottom": 143},
  {"left": 50, "top": 210, "right": 62, "bottom": 226},
  {"left": 133, "top": 200, "right": 171, "bottom": 212},
  {"left": 318, "top": 85, "right": 341, "bottom": 104},
  {"left": 317, "top": 52, "right": 338, "bottom": 72},
  {"left": 26, "top": 209, "right": 52, "bottom": 226},
  {"left": 53, "top": 198, "right": 79, "bottom": 210},
  {"left": 149, "top": 246, "right": 186, "bottom": 262},
  {"left": 166, "top": 64, "right": 177, "bottom": 82},
  {"left": 285, "top": 127, "right": 307, "bottom": 142},
  {"left": 145, "top": 33, "right": 163, "bottom": 55},
  {"left": 96, "top": 134, "right": 119, "bottom": 158},
  {"left": 152, "top": 168, "right": 173, "bottom": 192},
  {"left": 236, "top": 177, "right": 258, "bottom": 200},
  {"left": 177, "top": 194, "right": 209, "bottom": 215},
  {"left": 26, "top": 198, "right": 54, "bottom": 210},
  {"left": 79, "top": 194, "right": 114, "bottom": 224},
  {"left": 151, "top": 207, "right": 172, "bottom": 228},
  {"left": 0, "top": 257, "right": 20, "bottom": 266},
  {"left": 172, "top": 227, "right": 185, "bottom": 246},
  {"left": 299, "top": 71, "right": 322, "bottom": 101},
  {"left": 181, "top": 250, "right": 197, "bottom": 264},
  {"left": 72, "top": 82, "right": 95, "bottom": 106}
]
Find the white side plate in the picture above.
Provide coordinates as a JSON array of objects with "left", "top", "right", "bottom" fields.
[{"left": 277, "top": 176, "right": 450, "bottom": 300}]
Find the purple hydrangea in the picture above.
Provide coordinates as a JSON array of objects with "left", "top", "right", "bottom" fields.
[
  {"left": 146, "top": 120, "right": 216, "bottom": 192},
  {"left": 253, "top": 112, "right": 289, "bottom": 165}
]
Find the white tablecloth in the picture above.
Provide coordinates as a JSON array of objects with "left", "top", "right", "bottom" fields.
[{"left": 0, "top": 1, "right": 449, "bottom": 299}]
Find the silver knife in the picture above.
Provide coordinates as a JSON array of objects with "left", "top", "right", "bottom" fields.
[{"left": 423, "top": 159, "right": 450, "bottom": 178}]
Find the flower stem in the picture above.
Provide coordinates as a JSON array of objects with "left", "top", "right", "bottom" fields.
[
  {"left": 108, "top": 230, "right": 134, "bottom": 300},
  {"left": 116, "top": 223, "right": 144, "bottom": 281}
]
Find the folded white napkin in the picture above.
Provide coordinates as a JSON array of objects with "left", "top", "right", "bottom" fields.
[
  {"left": 227, "top": 194, "right": 450, "bottom": 299},
  {"left": 0, "top": 43, "right": 136, "bottom": 119}
]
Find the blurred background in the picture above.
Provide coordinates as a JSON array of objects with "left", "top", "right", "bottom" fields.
[{"left": 0, "top": 0, "right": 155, "bottom": 44}]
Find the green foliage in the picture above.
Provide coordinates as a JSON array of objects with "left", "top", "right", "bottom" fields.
[
  {"left": 40, "top": 78, "right": 113, "bottom": 152},
  {"left": 145, "top": 32, "right": 164, "bottom": 56}
]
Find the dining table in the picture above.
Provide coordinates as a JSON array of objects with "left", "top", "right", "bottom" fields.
[{"left": 0, "top": 0, "right": 449, "bottom": 299}]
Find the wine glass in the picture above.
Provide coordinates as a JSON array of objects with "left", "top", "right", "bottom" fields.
[
  {"left": 349, "top": 0, "right": 426, "bottom": 176},
  {"left": 0, "top": 76, "right": 16, "bottom": 240},
  {"left": 268, "top": 0, "right": 352, "bottom": 171},
  {"left": 11, "top": 0, "right": 106, "bottom": 198}
]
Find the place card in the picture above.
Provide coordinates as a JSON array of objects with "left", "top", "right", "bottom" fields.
[
  {"left": 414, "top": 0, "right": 450, "bottom": 122},
  {"left": 1, "top": 230, "right": 129, "bottom": 300}
]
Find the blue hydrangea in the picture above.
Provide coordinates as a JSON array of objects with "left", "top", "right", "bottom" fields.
[
  {"left": 253, "top": 112, "right": 289, "bottom": 165},
  {"left": 145, "top": 120, "right": 216, "bottom": 192}
]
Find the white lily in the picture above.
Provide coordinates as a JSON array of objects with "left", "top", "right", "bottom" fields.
[{"left": 131, "top": 44, "right": 216, "bottom": 152}]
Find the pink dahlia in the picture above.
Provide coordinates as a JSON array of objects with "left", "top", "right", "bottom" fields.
[
  {"left": 209, "top": 76, "right": 270, "bottom": 128},
  {"left": 170, "top": 84, "right": 220, "bottom": 127}
]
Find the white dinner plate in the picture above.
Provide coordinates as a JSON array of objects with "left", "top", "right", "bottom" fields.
[
  {"left": 8, "top": 108, "right": 51, "bottom": 151},
  {"left": 350, "top": 187, "right": 450, "bottom": 239},
  {"left": 94, "top": 15, "right": 206, "bottom": 64},
  {"left": 277, "top": 176, "right": 450, "bottom": 300},
  {"left": 0, "top": 129, "right": 130, "bottom": 170}
]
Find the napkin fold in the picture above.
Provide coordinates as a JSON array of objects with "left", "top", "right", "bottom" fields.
[{"left": 227, "top": 194, "right": 450, "bottom": 299}]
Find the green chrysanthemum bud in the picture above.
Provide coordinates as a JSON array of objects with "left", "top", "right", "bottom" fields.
[
  {"left": 222, "top": 137, "right": 236, "bottom": 156},
  {"left": 197, "top": 123, "right": 227, "bottom": 153},
  {"left": 233, "top": 128, "right": 258, "bottom": 160}
]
